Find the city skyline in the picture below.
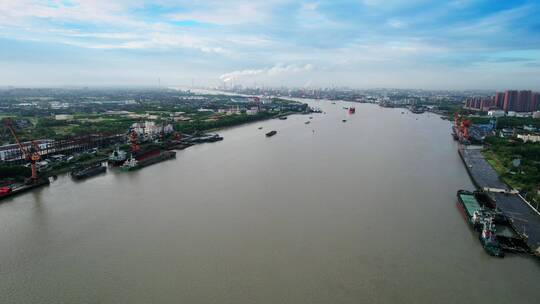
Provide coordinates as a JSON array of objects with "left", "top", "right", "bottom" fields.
[{"left": 1, "top": 1, "right": 540, "bottom": 89}]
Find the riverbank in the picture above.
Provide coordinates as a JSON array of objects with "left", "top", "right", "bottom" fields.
[{"left": 458, "top": 145, "right": 540, "bottom": 256}]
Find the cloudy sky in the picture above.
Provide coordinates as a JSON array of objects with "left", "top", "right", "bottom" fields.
[{"left": 1, "top": 0, "right": 539, "bottom": 89}]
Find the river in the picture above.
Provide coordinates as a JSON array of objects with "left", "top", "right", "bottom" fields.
[{"left": 1, "top": 100, "right": 539, "bottom": 303}]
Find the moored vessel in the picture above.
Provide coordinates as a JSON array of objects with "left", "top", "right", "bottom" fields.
[
  {"left": 71, "top": 163, "right": 107, "bottom": 180},
  {"left": 0, "top": 178, "right": 50, "bottom": 201},
  {"left": 456, "top": 190, "right": 529, "bottom": 256},
  {"left": 121, "top": 149, "right": 176, "bottom": 171},
  {"left": 479, "top": 218, "right": 505, "bottom": 257},
  {"left": 456, "top": 190, "right": 483, "bottom": 226},
  {"left": 109, "top": 147, "right": 127, "bottom": 166}
]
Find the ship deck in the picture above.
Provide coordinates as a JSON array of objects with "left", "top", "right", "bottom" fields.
[{"left": 458, "top": 193, "right": 482, "bottom": 218}]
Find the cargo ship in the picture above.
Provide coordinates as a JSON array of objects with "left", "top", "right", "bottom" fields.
[
  {"left": 0, "top": 178, "right": 50, "bottom": 201},
  {"left": 457, "top": 190, "right": 504, "bottom": 257},
  {"left": 121, "top": 149, "right": 176, "bottom": 171},
  {"left": 456, "top": 190, "right": 528, "bottom": 256},
  {"left": 266, "top": 130, "right": 277, "bottom": 137},
  {"left": 71, "top": 163, "right": 107, "bottom": 180},
  {"left": 108, "top": 147, "right": 127, "bottom": 166}
]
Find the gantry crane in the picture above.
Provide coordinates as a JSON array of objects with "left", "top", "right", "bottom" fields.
[{"left": 2, "top": 119, "right": 42, "bottom": 182}]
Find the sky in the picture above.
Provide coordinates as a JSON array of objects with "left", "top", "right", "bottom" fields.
[{"left": 0, "top": 0, "right": 540, "bottom": 90}]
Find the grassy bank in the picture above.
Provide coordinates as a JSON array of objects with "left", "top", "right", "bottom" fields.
[{"left": 482, "top": 136, "right": 540, "bottom": 209}]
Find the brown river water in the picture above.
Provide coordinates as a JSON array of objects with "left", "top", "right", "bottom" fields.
[{"left": 1, "top": 100, "right": 539, "bottom": 303}]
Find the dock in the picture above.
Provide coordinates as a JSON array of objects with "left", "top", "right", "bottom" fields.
[
  {"left": 458, "top": 146, "right": 508, "bottom": 191},
  {"left": 458, "top": 145, "right": 540, "bottom": 254}
]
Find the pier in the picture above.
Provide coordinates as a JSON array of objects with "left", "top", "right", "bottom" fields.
[{"left": 459, "top": 145, "right": 540, "bottom": 254}]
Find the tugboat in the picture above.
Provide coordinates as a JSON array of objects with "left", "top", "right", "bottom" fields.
[
  {"left": 109, "top": 147, "right": 127, "bottom": 166},
  {"left": 121, "top": 155, "right": 139, "bottom": 171},
  {"left": 278, "top": 116, "right": 287, "bottom": 120},
  {"left": 349, "top": 107, "right": 356, "bottom": 114},
  {"left": 479, "top": 218, "right": 505, "bottom": 257},
  {"left": 265, "top": 130, "right": 277, "bottom": 137}
]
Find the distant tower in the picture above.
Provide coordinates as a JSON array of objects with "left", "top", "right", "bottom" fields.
[{"left": 503, "top": 90, "right": 518, "bottom": 112}]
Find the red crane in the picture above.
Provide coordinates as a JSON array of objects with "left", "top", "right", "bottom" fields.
[
  {"left": 3, "top": 119, "right": 42, "bottom": 181},
  {"left": 461, "top": 118, "right": 471, "bottom": 140},
  {"left": 128, "top": 129, "right": 140, "bottom": 153},
  {"left": 454, "top": 112, "right": 471, "bottom": 142}
]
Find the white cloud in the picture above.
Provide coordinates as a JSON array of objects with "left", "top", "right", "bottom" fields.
[
  {"left": 302, "top": 2, "right": 319, "bottom": 10},
  {"left": 0, "top": 0, "right": 141, "bottom": 27},
  {"left": 168, "top": 2, "right": 270, "bottom": 25},
  {"left": 58, "top": 31, "right": 230, "bottom": 54},
  {"left": 387, "top": 19, "right": 405, "bottom": 28},
  {"left": 220, "top": 63, "right": 314, "bottom": 82}
]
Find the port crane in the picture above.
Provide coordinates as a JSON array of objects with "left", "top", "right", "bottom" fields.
[
  {"left": 128, "top": 128, "right": 141, "bottom": 153},
  {"left": 454, "top": 112, "right": 471, "bottom": 142},
  {"left": 2, "top": 119, "right": 42, "bottom": 182}
]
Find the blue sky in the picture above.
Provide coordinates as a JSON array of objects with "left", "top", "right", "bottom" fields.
[{"left": 1, "top": 0, "right": 539, "bottom": 89}]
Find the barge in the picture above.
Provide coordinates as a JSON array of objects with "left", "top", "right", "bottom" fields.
[
  {"left": 266, "top": 130, "right": 277, "bottom": 137},
  {"left": 121, "top": 150, "right": 176, "bottom": 171},
  {"left": 71, "top": 163, "right": 107, "bottom": 180},
  {"left": 0, "top": 178, "right": 50, "bottom": 201},
  {"left": 185, "top": 133, "right": 223, "bottom": 144}
]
